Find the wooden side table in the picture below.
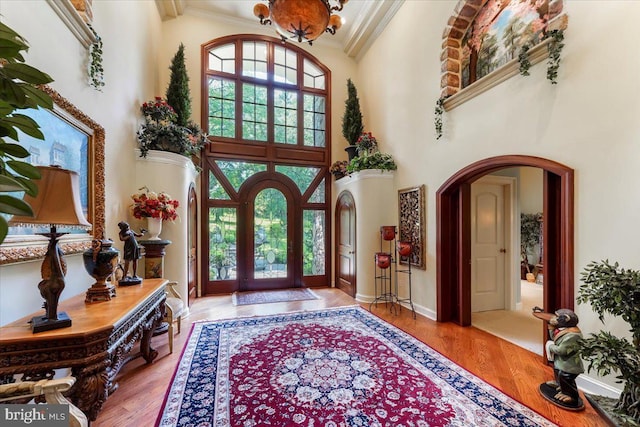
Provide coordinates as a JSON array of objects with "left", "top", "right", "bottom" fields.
[
  {"left": 139, "top": 239, "right": 171, "bottom": 279},
  {"left": 0, "top": 279, "right": 168, "bottom": 421}
]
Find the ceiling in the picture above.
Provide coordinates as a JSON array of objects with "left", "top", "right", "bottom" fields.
[{"left": 155, "top": 0, "right": 404, "bottom": 59}]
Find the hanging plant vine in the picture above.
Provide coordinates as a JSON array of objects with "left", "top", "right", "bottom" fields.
[
  {"left": 545, "top": 29, "right": 565, "bottom": 84},
  {"left": 88, "top": 24, "right": 105, "bottom": 91},
  {"left": 434, "top": 96, "right": 450, "bottom": 140},
  {"left": 518, "top": 43, "right": 532, "bottom": 76}
]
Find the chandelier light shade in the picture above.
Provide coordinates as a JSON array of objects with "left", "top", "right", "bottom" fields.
[
  {"left": 9, "top": 165, "right": 91, "bottom": 333},
  {"left": 253, "top": 0, "right": 348, "bottom": 44}
]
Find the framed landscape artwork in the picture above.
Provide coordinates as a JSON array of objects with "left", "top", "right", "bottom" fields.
[
  {"left": 0, "top": 86, "right": 105, "bottom": 264},
  {"left": 461, "top": 0, "right": 549, "bottom": 88},
  {"left": 398, "top": 185, "right": 426, "bottom": 270}
]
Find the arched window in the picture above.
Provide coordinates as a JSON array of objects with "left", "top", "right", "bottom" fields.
[{"left": 201, "top": 35, "right": 331, "bottom": 295}]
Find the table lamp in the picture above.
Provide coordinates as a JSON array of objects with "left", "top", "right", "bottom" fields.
[{"left": 9, "top": 165, "right": 91, "bottom": 333}]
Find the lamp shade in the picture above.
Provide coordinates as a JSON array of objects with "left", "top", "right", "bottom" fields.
[{"left": 9, "top": 165, "right": 91, "bottom": 228}]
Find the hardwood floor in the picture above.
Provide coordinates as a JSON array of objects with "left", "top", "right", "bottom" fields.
[{"left": 94, "top": 288, "right": 606, "bottom": 427}]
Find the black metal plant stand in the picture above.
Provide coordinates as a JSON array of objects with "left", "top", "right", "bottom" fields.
[
  {"left": 369, "top": 226, "right": 398, "bottom": 314},
  {"left": 369, "top": 226, "right": 416, "bottom": 319},
  {"left": 395, "top": 244, "right": 416, "bottom": 319}
]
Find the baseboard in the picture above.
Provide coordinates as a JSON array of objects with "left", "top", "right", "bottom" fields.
[{"left": 577, "top": 375, "right": 622, "bottom": 399}]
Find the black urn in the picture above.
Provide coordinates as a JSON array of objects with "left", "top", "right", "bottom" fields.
[{"left": 84, "top": 238, "right": 120, "bottom": 303}]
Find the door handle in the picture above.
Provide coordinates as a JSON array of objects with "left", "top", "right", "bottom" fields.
[
  {"left": 499, "top": 248, "right": 507, "bottom": 253},
  {"left": 349, "top": 251, "right": 355, "bottom": 254}
]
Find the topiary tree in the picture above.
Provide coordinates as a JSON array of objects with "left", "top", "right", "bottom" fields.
[
  {"left": 0, "top": 22, "right": 54, "bottom": 244},
  {"left": 577, "top": 260, "right": 640, "bottom": 426},
  {"left": 165, "top": 43, "right": 191, "bottom": 127},
  {"left": 341, "top": 78, "right": 363, "bottom": 146}
]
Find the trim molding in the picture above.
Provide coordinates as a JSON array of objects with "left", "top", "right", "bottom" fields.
[
  {"left": 444, "top": 39, "right": 552, "bottom": 111},
  {"left": 46, "top": 0, "right": 97, "bottom": 48}
]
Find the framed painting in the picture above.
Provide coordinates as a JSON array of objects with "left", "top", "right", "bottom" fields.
[
  {"left": 0, "top": 86, "right": 105, "bottom": 264},
  {"left": 398, "top": 185, "right": 426, "bottom": 270}
]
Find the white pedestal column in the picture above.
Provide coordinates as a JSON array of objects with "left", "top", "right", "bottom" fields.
[
  {"left": 134, "top": 149, "right": 197, "bottom": 309},
  {"left": 335, "top": 170, "right": 396, "bottom": 302}
]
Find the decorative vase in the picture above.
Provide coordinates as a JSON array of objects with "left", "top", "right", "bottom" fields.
[
  {"left": 345, "top": 145, "right": 358, "bottom": 161},
  {"left": 146, "top": 217, "right": 163, "bottom": 240},
  {"left": 84, "top": 238, "right": 120, "bottom": 303},
  {"left": 397, "top": 241, "right": 412, "bottom": 257},
  {"left": 380, "top": 225, "right": 396, "bottom": 241},
  {"left": 375, "top": 252, "right": 391, "bottom": 269}
]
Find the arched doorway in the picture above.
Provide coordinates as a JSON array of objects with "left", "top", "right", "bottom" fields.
[
  {"left": 238, "top": 174, "right": 300, "bottom": 291},
  {"left": 335, "top": 191, "right": 356, "bottom": 297},
  {"left": 436, "top": 155, "right": 574, "bottom": 327}
]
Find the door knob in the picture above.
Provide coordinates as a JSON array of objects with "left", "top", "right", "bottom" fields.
[{"left": 499, "top": 248, "right": 507, "bottom": 253}]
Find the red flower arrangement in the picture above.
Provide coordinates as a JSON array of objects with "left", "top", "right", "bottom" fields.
[{"left": 131, "top": 186, "right": 179, "bottom": 222}]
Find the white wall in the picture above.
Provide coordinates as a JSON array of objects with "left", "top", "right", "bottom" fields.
[
  {"left": 520, "top": 167, "right": 543, "bottom": 214},
  {"left": 0, "top": 1, "right": 162, "bottom": 325},
  {"left": 356, "top": 1, "right": 639, "bottom": 391}
]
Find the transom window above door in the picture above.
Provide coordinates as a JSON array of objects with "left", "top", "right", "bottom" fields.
[{"left": 203, "top": 36, "right": 330, "bottom": 151}]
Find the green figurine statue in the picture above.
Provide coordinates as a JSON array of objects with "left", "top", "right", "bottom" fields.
[{"left": 533, "top": 307, "right": 585, "bottom": 411}]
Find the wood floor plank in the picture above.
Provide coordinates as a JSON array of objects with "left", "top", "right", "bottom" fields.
[{"left": 93, "top": 288, "right": 606, "bottom": 427}]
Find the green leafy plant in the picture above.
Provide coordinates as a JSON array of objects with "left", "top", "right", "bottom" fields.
[
  {"left": 87, "top": 24, "right": 104, "bottom": 91},
  {"left": 166, "top": 43, "right": 191, "bottom": 127},
  {"left": 137, "top": 97, "right": 206, "bottom": 158},
  {"left": 137, "top": 43, "right": 206, "bottom": 161},
  {"left": 518, "top": 43, "right": 532, "bottom": 76},
  {"left": 0, "top": 22, "right": 54, "bottom": 243},
  {"left": 520, "top": 212, "right": 542, "bottom": 269},
  {"left": 346, "top": 151, "right": 397, "bottom": 173},
  {"left": 545, "top": 29, "right": 565, "bottom": 84},
  {"left": 341, "top": 78, "right": 363, "bottom": 146},
  {"left": 577, "top": 260, "right": 640, "bottom": 426},
  {"left": 434, "top": 95, "right": 450, "bottom": 140}
]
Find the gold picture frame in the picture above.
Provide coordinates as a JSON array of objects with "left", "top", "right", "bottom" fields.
[
  {"left": 398, "top": 185, "right": 426, "bottom": 270},
  {"left": 0, "top": 86, "right": 105, "bottom": 264}
]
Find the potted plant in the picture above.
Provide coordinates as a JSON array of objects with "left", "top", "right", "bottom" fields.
[
  {"left": 347, "top": 151, "right": 397, "bottom": 173},
  {"left": 137, "top": 44, "right": 207, "bottom": 160},
  {"left": 577, "top": 260, "right": 640, "bottom": 426},
  {"left": 341, "top": 78, "right": 363, "bottom": 161},
  {"left": 136, "top": 97, "right": 206, "bottom": 158},
  {"left": 0, "top": 22, "right": 54, "bottom": 244},
  {"left": 520, "top": 212, "right": 542, "bottom": 281},
  {"left": 329, "top": 160, "right": 349, "bottom": 180}
]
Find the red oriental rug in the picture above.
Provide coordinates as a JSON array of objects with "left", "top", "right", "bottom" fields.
[{"left": 156, "top": 306, "right": 556, "bottom": 427}]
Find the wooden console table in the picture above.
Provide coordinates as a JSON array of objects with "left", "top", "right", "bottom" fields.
[{"left": 0, "top": 278, "right": 167, "bottom": 421}]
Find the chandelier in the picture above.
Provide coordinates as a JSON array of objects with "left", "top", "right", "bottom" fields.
[{"left": 253, "top": 0, "right": 348, "bottom": 45}]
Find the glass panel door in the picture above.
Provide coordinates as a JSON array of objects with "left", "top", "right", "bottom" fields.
[
  {"left": 242, "top": 179, "right": 295, "bottom": 291},
  {"left": 254, "top": 188, "right": 287, "bottom": 279}
]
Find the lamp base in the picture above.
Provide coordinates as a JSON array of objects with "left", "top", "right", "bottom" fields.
[{"left": 31, "top": 312, "right": 72, "bottom": 333}]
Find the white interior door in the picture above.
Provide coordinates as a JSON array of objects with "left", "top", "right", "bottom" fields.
[{"left": 471, "top": 179, "right": 506, "bottom": 312}]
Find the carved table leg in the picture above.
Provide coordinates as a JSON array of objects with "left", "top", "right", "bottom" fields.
[
  {"left": 70, "top": 361, "right": 110, "bottom": 422},
  {"left": 140, "top": 304, "right": 163, "bottom": 363}
]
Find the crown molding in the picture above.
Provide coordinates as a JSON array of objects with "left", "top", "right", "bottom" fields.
[
  {"left": 155, "top": 0, "right": 186, "bottom": 20},
  {"left": 154, "top": 0, "right": 402, "bottom": 58},
  {"left": 343, "top": 0, "right": 404, "bottom": 61}
]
